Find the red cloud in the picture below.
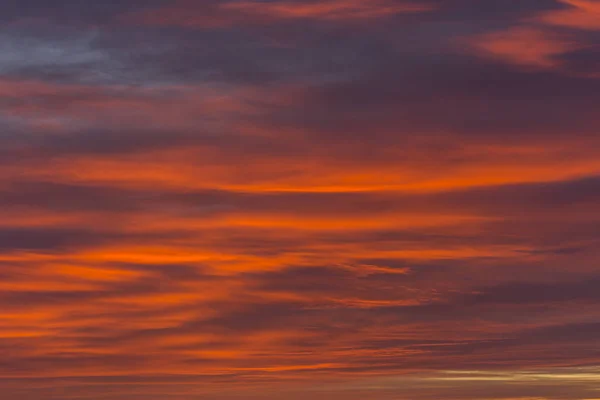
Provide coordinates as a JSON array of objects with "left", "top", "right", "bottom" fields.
[
  {"left": 129, "top": 0, "right": 433, "bottom": 28},
  {"left": 463, "top": 0, "right": 599, "bottom": 75},
  {"left": 539, "top": 0, "right": 600, "bottom": 30}
]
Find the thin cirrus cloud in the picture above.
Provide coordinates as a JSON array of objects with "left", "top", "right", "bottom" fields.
[
  {"left": 0, "top": 0, "right": 599, "bottom": 400},
  {"left": 465, "top": 0, "right": 600, "bottom": 75},
  {"left": 128, "top": 0, "right": 435, "bottom": 28},
  {"left": 538, "top": 0, "right": 600, "bottom": 30}
]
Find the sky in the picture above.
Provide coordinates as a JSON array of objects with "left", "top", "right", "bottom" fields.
[{"left": 0, "top": 1, "right": 599, "bottom": 399}]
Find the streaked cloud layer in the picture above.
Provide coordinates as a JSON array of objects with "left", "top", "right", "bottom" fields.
[{"left": 0, "top": 1, "right": 598, "bottom": 399}]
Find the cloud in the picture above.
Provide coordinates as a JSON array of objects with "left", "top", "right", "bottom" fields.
[
  {"left": 538, "top": 0, "right": 600, "bottom": 30},
  {"left": 0, "top": 0, "right": 166, "bottom": 24},
  {"left": 464, "top": 0, "right": 600, "bottom": 75},
  {"left": 466, "top": 27, "right": 578, "bottom": 68},
  {"left": 0, "top": 0, "right": 599, "bottom": 399},
  {"left": 130, "top": 0, "right": 434, "bottom": 29}
]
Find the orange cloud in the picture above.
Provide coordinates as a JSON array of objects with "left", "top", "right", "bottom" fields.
[
  {"left": 222, "top": 0, "right": 432, "bottom": 21},
  {"left": 538, "top": 0, "right": 600, "bottom": 30},
  {"left": 466, "top": 27, "right": 577, "bottom": 68},
  {"left": 130, "top": 0, "right": 433, "bottom": 28},
  {"left": 464, "top": 0, "right": 599, "bottom": 73},
  {"left": 1, "top": 28, "right": 599, "bottom": 396}
]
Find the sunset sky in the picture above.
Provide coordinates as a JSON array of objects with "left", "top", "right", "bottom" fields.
[{"left": 1, "top": 1, "right": 599, "bottom": 399}]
